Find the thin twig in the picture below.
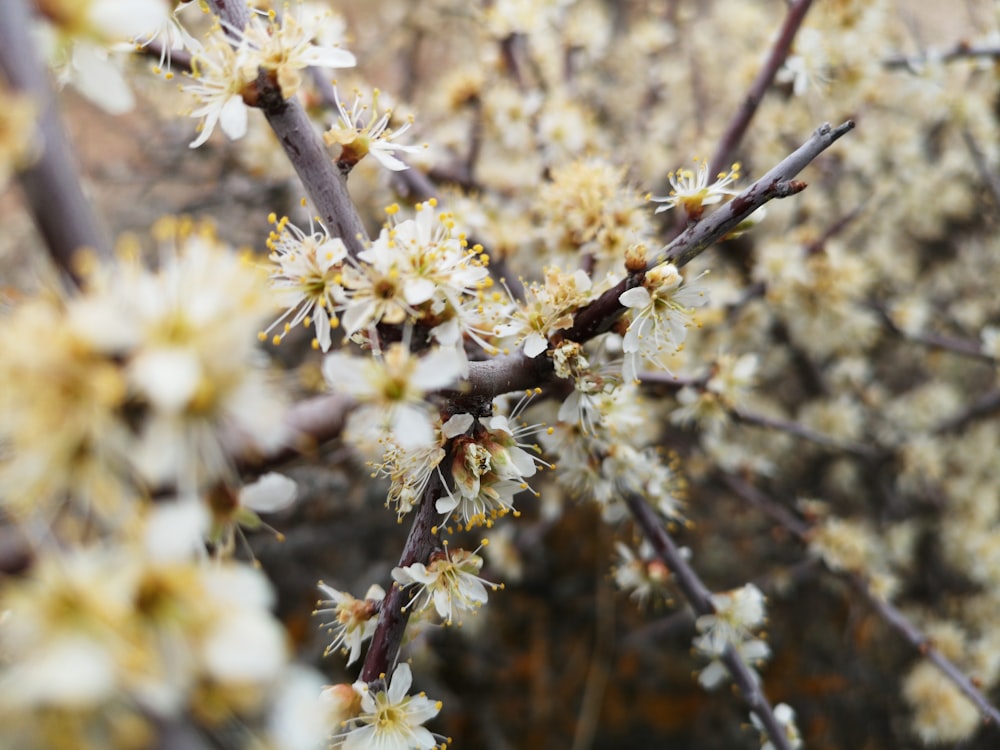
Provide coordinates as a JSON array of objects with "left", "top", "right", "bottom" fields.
[
  {"left": 564, "top": 121, "right": 855, "bottom": 345},
  {"left": 0, "top": 0, "right": 112, "bottom": 288},
  {"left": 884, "top": 42, "right": 1000, "bottom": 71},
  {"left": 932, "top": 388, "right": 1000, "bottom": 435},
  {"left": 731, "top": 408, "right": 880, "bottom": 459},
  {"left": 621, "top": 488, "right": 794, "bottom": 750},
  {"left": 708, "top": 0, "right": 816, "bottom": 178},
  {"left": 722, "top": 472, "right": 1000, "bottom": 729},
  {"left": 874, "top": 305, "right": 994, "bottom": 363}
]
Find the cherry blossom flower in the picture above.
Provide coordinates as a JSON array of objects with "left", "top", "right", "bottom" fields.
[
  {"left": 338, "top": 663, "right": 441, "bottom": 750},
  {"left": 649, "top": 158, "right": 741, "bottom": 218},
  {"left": 323, "top": 343, "right": 463, "bottom": 449},
  {"left": 325, "top": 88, "right": 422, "bottom": 172},
  {"left": 315, "top": 583, "right": 385, "bottom": 666},
  {"left": 262, "top": 213, "right": 349, "bottom": 352},
  {"left": 392, "top": 543, "right": 499, "bottom": 625}
]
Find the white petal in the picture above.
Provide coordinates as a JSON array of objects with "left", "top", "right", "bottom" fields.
[
  {"left": 71, "top": 44, "right": 134, "bottom": 114},
  {"left": 392, "top": 406, "right": 435, "bottom": 449},
  {"left": 618, "top": 286, "right": 651, "bottom": 309},
  {"left": 404, "top": 277, "right": 436, "bottom": 306},
  {"left": 369, "top": 147, "right": 410, "bottom": 172},
  {"left": 442, "top": 413, "right": 475, "bottom": 438},
  {"left": 219, "top": 95, "right": 248, "bottom": 140},
  {"left": 323, "top": 352, "right": 373, "bottom": 396},
  {"left": 300, "top": 47, "right": 357, "bottom": 69},
  {"left": 523, "top": 332, "right": 548, "bottom": 358},
  {"left": 387, "top": 662, "right": 413, "bottom": 703},
  {"left": 203, "top": 613, "right": 287, "bottom": 683},
  {"left": 240, "top": 473, "right": 298, "bottom": 513},
  {"left": 130, "top": 348, "right": 201, "bottom": 413},
  {"left": 144, "top": 499, "right": 209, "bottom": 562},
  {"left": 412, "top": 348, "right": 463, "bottom": 390}
]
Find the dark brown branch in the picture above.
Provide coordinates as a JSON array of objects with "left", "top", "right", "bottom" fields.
[
  {"left": 621, "top": 489, "right": 794, "bottom": 750},
  {"left": 0, "top": 0, "right": 112, "bottom": 288},
  {"left": 731, "top": 408, "right": 880, "bottom": 459},
  {"left": 722, "top": 473, "right": 1000, "bottom": 729},
  {"left": 360, "top": 470, "right": 445, "bottom": 682},
  {"left": 708, "top": 0, "right": 816, "bottom": 178}
]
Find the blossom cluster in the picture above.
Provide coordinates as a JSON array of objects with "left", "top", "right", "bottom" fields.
[{"left": 4, "top": 0, "right": 1000, "bottom": 747}]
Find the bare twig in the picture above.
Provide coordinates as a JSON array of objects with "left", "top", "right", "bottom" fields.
[
  {"left": 621, "top": 488, "right": 794, "bottom": 750},
  {"left": 0, "top": 0, "right": 111, "bottom": 288},
  {"left": 932, "top": 388, "right": 1000, "bottom": 435},
  {"left": 884, "top": 42, "right": 1000, "bottom": 71},
  {"left": 731, "top": 408, "right": 880, "bottom": 459},
  {"left": 874, "top": 305, "right": 994, "bottom": 363},
  {"left": 708, "top": 0, "right": 816, "bottom": 178},
  {"left": 722, "top": 473, "right": 1000, "bottom": 729},
  {"left": 205, "top": 0, "right": 368, "bottom": 257}
]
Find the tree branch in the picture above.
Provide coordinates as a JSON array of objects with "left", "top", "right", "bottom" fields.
[
  {"left": 708, "top": 0, "right": 816, "bottom": 178},
  {"left": 722, "top": 472, "right": 1000, "bottom": 729},
  {"left": 0, "top": 0, "right": 112, "bottom": 288},
  {"left": 621, "top": 488, "right": 794, "bottom": 750},
  {"left": 360, "top": 470, "right": 445, "bottom": 682}
]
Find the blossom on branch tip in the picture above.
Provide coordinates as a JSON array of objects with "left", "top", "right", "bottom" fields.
[
  {"left": 752, "top": 703, "right": 803, "bottom": 750},
  {"left": 238, "top": 5, "right": 356, "bottom": 99},
  {"left": 649, "top": 158, "right": 741, "bottom": 218},
  {"left": 507, "top": 267, "right": 594, "bottom": 358},
  {"left": 182, "top": 34, "right": 252, "bottom": 148},
  {"left": 694, "top": 584, "right": 770, "bottom": 689},
  {"left": 339, "top": 200, "right": 507, "bottom": 362}
]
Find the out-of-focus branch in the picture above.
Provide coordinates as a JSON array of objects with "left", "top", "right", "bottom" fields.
[
  {"left": 360, "top": 470, "right": 445, "bottom": 682},
  {"left": 932, "top": 388, "right": 1000, "bottom": 436},
  {"left": 621, "top": 488, "right": 794, "bottom": 750},
  {"left": 731, "top": 408, "right": 881, "bottom": 459},
  {"left": 708, "top": 0, "right": 816, "bottom": 178},
  {"left": 206, "top": 0, "right": 368, "bottom": 257},
  {"left": 961, "top": 129, "right": 1000, "bottom": 216},
  {"left": 873, "top": 305, "right": 994, "bottom": 363},
  {"left": 0, "top": 0, "right": 111, "bottom": 288},
  {"left": 722, "top": 473, "right": 1000, "bottom": 729},
  {"left": 884, "top": 42, "right": 1000, "bottom": 71},
  {"left": 232, "top": 393, "right": 354, "bottom": 470}
]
